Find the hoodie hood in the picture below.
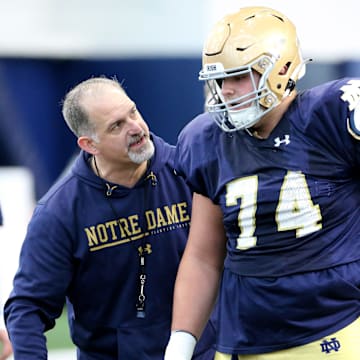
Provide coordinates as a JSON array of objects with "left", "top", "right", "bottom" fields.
[{"left": 70, "top": 133, "right": 174, "bottom": 198}]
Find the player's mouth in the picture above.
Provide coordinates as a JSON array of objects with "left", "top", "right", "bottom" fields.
[
  {"left": 224, "top": 97, "right": 241, "bottom": 107},
  {"left": 227, "top": 99, "right": 253, "bottom": 110},
  {"left": 230, "top": 101, "right": 240, "bottom": 107}
]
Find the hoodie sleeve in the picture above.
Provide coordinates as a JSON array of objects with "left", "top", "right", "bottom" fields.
[{"left": 4, "top": 205, "right": 74, "bottom": 359}]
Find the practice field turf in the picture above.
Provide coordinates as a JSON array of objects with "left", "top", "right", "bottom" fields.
[{"left": 46, "top": 307, "right": 74, "bottom": 350}]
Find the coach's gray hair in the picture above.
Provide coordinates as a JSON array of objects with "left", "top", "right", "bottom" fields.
[{"left": 61, "top": 76, "right": 125, "bottom": 139}]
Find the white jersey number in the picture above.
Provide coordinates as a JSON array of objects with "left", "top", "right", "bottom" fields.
[{"left": 226, "top": 171, "right": 322, "bottom": 250}]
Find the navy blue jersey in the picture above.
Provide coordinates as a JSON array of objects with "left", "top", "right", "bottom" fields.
[
  {"left": 4, "top": 134, "right": 216, "bottom": 359},
  {"left": 175, "top": 78, "right": 360, "bottom": 353},
  {"left": 0, "top": 205, "right": 2, "bottom": 225}
]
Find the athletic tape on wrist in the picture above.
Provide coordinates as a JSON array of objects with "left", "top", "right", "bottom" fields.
[
  {"left": 164, "top": 330, "right": 197, "bottom": 360},
  {"left": 173, "top": 329, "right": 198, "bottom": 342}
]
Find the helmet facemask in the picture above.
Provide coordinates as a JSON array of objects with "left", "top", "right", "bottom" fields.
[{"left": 202, "top": 55, "right": 278, "bottom": 132}]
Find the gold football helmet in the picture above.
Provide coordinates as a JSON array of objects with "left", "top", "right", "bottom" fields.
[{"left": 200, "top": 6, "right": 308, "bottom": 132}]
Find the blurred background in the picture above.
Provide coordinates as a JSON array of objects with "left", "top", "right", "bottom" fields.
[
  {"left": 0, "top": 0, "right": 360, "bottom": 356},
  {"left": 1, "top": 0, "right": 360, "bottom": 199}
]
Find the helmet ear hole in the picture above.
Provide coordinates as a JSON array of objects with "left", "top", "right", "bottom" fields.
[{"left": 278, "top": 62, "right": 291, "bottom": 76}]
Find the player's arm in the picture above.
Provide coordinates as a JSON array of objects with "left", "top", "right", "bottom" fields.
[{"left": 165, "top": 192, "right": 227, "bottom": 359}]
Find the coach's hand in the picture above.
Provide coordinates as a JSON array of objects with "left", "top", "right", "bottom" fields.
[{"left": 0, "top": 328, "right": 12, "bottom": 360}]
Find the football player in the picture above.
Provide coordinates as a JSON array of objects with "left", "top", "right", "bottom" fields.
[{"left": 165, "top": 6, "right": 360, "bottom": 360}]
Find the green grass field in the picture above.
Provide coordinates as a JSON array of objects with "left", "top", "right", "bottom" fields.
[{"left": 46, "top": 308, "right": 74, "bottom": 350}]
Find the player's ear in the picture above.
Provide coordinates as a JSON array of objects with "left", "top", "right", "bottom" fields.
[
  {"left": 278, "top": 64, "right": 289, "bottom": 75},
  {"left": 78, "top": 136, "right": 98, "bottom": 155}
]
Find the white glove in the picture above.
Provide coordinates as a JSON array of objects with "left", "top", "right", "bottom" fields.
[{"left": 164, "top": 330, "right": 197, "bottom": 360}]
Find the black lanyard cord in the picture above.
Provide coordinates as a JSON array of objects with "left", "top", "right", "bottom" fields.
[
  {"left": 136, "top": 253, "right": 147, "bottom": 318},
  {"left": 136, "top": 171, "right": 157, "bottom": 318},
  {"left": 93, "top": 156, "right": 157, "bottom": 319}
]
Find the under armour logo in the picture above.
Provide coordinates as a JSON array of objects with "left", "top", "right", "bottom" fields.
[
  {"left": 274, "top": 135, "right": 290, "bottom": 147},
  {"left": 138, "top": 243, "right": 152, "bottom": 255},
  {"left": 320, "top": 337, "right": 341, "bottom": 354}
]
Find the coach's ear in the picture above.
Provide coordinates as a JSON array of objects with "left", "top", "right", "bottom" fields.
[{"left": 77, "top": 136, "right": 98, "bottom": 155}]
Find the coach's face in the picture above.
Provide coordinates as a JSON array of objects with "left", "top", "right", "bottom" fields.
[{"left": 83, "top": 85, "right": 154, "bottom": 166}]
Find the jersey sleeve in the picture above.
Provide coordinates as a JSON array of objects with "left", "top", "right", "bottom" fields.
[
  {"left": 339, "top": 79, "right": 360, "bottom": 165},
  {"left": 297, "top": 78, "right": 360, "bottom": 170},
  {"left": 4, "top": 205, "right": 73, "bottom": 359},
  {"left": 175, "top": 113, "right": 220, "bottom": 199}
]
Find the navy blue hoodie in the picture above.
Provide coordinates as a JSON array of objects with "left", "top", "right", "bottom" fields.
[{"left": 4, "top": 134, "right": 216, "bottom": 359}]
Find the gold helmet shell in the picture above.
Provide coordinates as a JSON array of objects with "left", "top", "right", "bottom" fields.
[
  {"left": 202, "top": 6, "right": 304, "bottom": 103},
  {"left": 199, "top": 7, "right": 307, "bottom": 131}
]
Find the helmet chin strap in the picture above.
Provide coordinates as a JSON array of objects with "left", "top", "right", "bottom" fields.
[{"left": 283, "top": 58, "right": 313, "bottom": 98}]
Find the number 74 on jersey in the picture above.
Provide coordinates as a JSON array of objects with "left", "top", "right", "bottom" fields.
[{"left": 226, "top": 170, "right": 322, "bottom": 250}]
